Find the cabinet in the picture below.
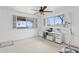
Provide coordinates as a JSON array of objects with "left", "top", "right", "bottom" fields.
[
  {"left": 47, "top": 32, "right": 55, "bottom": 41},
  {"left": 47, "top": 35, "right": 54, "bottom": 41},
  {"left": 55, "top": 33, "right": 63, "bottom": 43},
  {"left": 44, "top": 31, "right": 64, "bottom": 43}
]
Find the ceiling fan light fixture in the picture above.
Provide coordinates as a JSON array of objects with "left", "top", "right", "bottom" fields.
[
  {"left": 36, "top": 12, "right": 44, "bottom": 16},
  {"left": 33, "top": 6, "right": 53, "bottom": 16}
]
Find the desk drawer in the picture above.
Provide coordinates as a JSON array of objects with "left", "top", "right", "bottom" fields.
[{"left": 47, "top": 35, "right": 55, "bottom": 41}]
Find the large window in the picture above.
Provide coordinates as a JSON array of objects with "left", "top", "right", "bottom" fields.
[
  {"left": 16, "top": 21, "right": 33, "bottom": 28},
  {"left": 47, "top": 15, "right": 64, "bottom": 26},
  {"left": 13, "top": 16, "right": 37, "bottom": 29}
]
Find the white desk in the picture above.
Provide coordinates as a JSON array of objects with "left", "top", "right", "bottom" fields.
[{"left": 47, "top": 31, "right": 63, "bottom": 43}]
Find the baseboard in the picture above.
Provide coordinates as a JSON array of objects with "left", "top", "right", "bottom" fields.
[
  {"left": 64, "top": 43, "right": 79, "bottom": 51},
  {"left": 0, "top": 41, "right": 14, "bottom": 48},
  {"left": 0, "top": 36, "right": 37, "bottom": 48}
]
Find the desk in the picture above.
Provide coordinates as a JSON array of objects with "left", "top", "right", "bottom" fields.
[{"left": 47, "top": 31, "right": 63, "bottom": 43}]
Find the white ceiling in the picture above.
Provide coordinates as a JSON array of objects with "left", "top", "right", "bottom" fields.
[{"left": 1, "top": 6, "right": 66, "bottom": 15}]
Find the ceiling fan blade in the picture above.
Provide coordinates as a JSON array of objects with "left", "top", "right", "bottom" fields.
[
  {"left": 43, "top": 11, "right": 53, "bottom": 12},
  {"left": 42, "top": 6, "right": 47, "bottom": 11},
  {"left": 34, "top": 12, "right": 45, "bottom": 15}
]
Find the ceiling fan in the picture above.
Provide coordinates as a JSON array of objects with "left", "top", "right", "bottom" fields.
[{"left": 33, "top": 6, "right": 53, "bottom": 15}]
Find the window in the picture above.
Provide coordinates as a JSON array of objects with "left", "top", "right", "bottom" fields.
[
  {"left": 47, "top": 15, "right": 64, "bottom": 26},
  {"left": 15, "top": 16, "right": 36, "bottom": 29},
  {"left": 26, "top": 21, "right": 33, "bottom": 28},
  {"left": 16, "top": 21, "right": 33, "bottom": 28},
  {"left": 47, "top": 17, "right": 55, "bottom": 26},
  {"left": 13, "top": 16, "right": 37, "bottom": 29}
]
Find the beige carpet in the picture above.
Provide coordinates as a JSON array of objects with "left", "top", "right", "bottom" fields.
[{"left": 0, "top": 37, "right": 62, "bottom": 53}]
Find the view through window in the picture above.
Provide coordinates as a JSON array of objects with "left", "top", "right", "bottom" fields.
[
  {"left": 16, "top": 21, "right": 33, "bottom": 28},
  {"left": 47, "top": 15, "right": 64, "bottom": 26},
  {"left": 16, "top": 16, "right": 34, "bottom": 29}
]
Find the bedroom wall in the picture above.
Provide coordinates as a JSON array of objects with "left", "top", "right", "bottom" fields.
[
  {"left": 63, "top": 7, "right": 79, "bottom": 47},
  {"left": 0, "top": 8, "right": 38, "bottom": 42}
]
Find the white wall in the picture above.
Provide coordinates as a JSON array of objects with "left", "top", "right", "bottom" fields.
[
  {"left": 37, "top": 16, "right": 45, "bottom": 36},
  {"left": 64, "top": 7, "right": 79, "bottom": 47},
  {"left": 0, "top": 8, "right": 38, "bottom": 42}
]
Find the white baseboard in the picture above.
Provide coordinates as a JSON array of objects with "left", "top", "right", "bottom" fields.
[{"left": 0, "top": 41, "right": 14, "bottom": 48}]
